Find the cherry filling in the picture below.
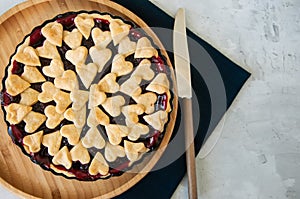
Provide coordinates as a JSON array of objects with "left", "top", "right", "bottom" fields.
[
  {"left": 8, "top": 125, "right": 23, "bottom": 144},
  {"left": 31, "top": 146, "right": 52, "bottom": 168},
  {"left": 39, "top": 57, "right": 52, "bottom": 66},
  {"left": 11, "top": 60, "right": 24, "bottom": 75},
  {"left": 152, "top": 56, "right": 167, "bottom": 73},
  {"left": 57, "top": 43, "right": 75, "bottom": 71},
  {"left": 145, "top": 130, "right": 163, "bottom": 149},
  {"left": 94, "top": 18, "right": 110, "bottom": 31},
  {"left": 29, "top": 28, "right": 46, "bottom": 48},
  {"left": 109, "top": 161, "right": 130, "bottom": 175},
  {"left": 0, "top": 90, "right": 20, "bottom": 106},
  {"left": 56, "top": 14, "right": 77, "bottom": 31},
  {"left": 1, "top": 12, "right": 171, "bottom": 181},
  {"left": 125, "top": 54, "right": 143, "bottom": 67},
  {"left": 129, "top": 28, "right": 144, "bottom": 41},
  {"left": 156, "top": 93, "right": 168, "bottom": 111}
]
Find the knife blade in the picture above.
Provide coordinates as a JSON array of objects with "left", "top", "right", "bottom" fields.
[
  {"left": 173, "top": 8, "right": 198, "bottom": 199},
  {"left": 174, "top": 8, "right": 192, "bottom": 99}
]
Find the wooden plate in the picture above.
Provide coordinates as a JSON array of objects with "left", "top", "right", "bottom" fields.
[{"left": 0, "top": 0, "right": 177, "bottom": 198}]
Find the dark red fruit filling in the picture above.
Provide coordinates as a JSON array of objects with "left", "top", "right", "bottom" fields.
[
  {"left": 56, "top": 14, "right": 77, "bottom": 30},
  {"left": 39, "top": 57, "right": 52, "bottom": 66},
  {"left": 94, "top": 18, "right": 110, "bottom": 31},
  {"left": 8, "top": 125, "right": 23, "bottom": 144},
  {"left": 81, "top": 36, "right": 95, "bottom": 50},
  {"left": 57, "top": 43, "right": 75, "bottom": 71},
  {"left": 145, "top": 130, "right": 162, "bottom": 149},
  {"left": 0, "top": 90, "right": 20, "bottom": 106},
  {"left": 109, "top": 161, "right": 130, "bottom": 175},
  {"left": 53, "top": 164, "right": 93, "bottom": 180},
  {"left": 11, "top": 60, "right": 25, "bottom": 75},
  {"left": 61, "top": 137, "right": 73, "bottom": 150},
  {"left": 156, "top": 93, "right": 168, "bottom": 111},
  {"left": 152, "top": 56, "right": 166, "bottom": 73},
  {"left": 29, "top": 28, "right": 46, "bottom": 48},
  {"left": 1, "top": 91, "right": 12, "bottom": 106},
  {"left": 129, "top": 28, "right": 144, "bottom": 41},
  {"left": 31, "top": 146, "right": 52, "bottom": 169},
  {"left": 2, "top": 12, "right": 171, "bottom": 181},
  {"left": 32, "top": 101, "right": 49, "bottom": 114},
  {"left": 125, "top": 54, "right": 143, "bottom": 67}
]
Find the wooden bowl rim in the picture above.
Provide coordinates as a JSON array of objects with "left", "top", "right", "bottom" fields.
[{"left": 0, "top": 0, "right": 178, "bottom": 198}]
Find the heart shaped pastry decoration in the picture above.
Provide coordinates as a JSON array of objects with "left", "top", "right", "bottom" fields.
[
  {"left": 122, "top": 104, "right": 145, "bottom": 126},
  {"left": 118, "top": 37, "right": 136, "bottom": 56},
  {"left": 53, "top": 90, "right": 72, "bottom": 114},
  {"left": 66, "top": 46, "right": 88, "bottom": 66},
  {"left": 20, "top": 88, "right": 39, "bottom": 106},
  {"left": 45, "top": 105, "right": 64, "bottom": 129},
  {"left": 128, "top": 123, "right": 149, "bottom": 141},
  {"left": 54, "top": 70, "right": 79, "bottom": 91},
  {"left": 52, "top": 146, "right": 72, "bottom": 169},
  {"left": 89, "top": 47, "right": 112, "bottom": 72},
  {"left": 41, "top": 22, "right": 63, "bottom": 47},
  {"left": 135, "top": 37, "right": 158, "bottom": 58},
  {"left": 15, "top": 46, "right": 41, "bottom": 66},
  {"left": 111, "top": 54, "right": 133, "bottom": 76},
  {"left": 63, "top": 29, "right": 83, "bottom": 49},
  {"left": 70, "top": 141, "right": 91, "bottom": 164},
  {"left": 92, "top": 28, "right": 112, "bottom": 49},
  {"left": 23, "top": 111, "right": 47, "bottom": 133},
  {"left": 87, "top": 107, "right": 109, "bottom": 127},
  {"left": 131, "top": 59, "right": 155, "bottom": 81},
  {"left": 76, "top": 63, "right": 98, "bottom": 89},
  {"left": 82, "top": 127, "right": 106, "bottom": 149},
  {"left": 42, "top": 131, "right": 62, "bottom": 156},
  {"left": 60, "top": 124, "right": 81, "bottom": 146},
  {"left": 105, "top": 124, "right": 129, "bottom": 145},
  {"left": 70, "top": 90, "right": 89, "bottom": 111},
  {"left": 36, "top": 41, "right": 60, "bottom": 59},
  {"left": 143, "top": 110, "right": 168, "bottom": 132},
  {"left": 98, "top": 73, "right": 119, "bottom": 93},
  {"left": 110, "top": 20, "right": 131, "bottom": 45},
  {"left": 104, "top": 142, "right": 126, "bottom": 162},
  {"left": 64, "top": 106, "right": 86, "bottom": 129},
  {"left": 38, "top": 81, "right": 60, "bottom": 103},
  {"left": 88, "top": 84, "right": 106, "bottom": 109},
  {"left": 74, "top": 13, "right": 95, "bottom": 39},
  {"left": 21, "top": 66, "right": 46, "bottom": 83},
  {"left": 102, "top": 96, "right": 125, "bottom": 117},
  {"left": 124, "top": 140, "right": 148, "bottom": 162},
  {"left": 23, "top": 131, "right": 43, "bottom": 153},
  {"left": 146, "top": 73, "right": 170, "bottom": 94},
  {"left": 133, "top": 92, "right": 157, "bottom": 114},
  {"left": 119, "top": 76, "right": 142, "bottom": 97},
  {"left": 89, "top": 152, "right": 109, "bottom": 176},
  {"left": 42, "top": 58, "right": 64, "bottom": 78},
  {"left": 5, "top": 75, "right": 31, "bottom": 96},
  {"left": 4, "top": 103, "right": 32, "bottom": 125}
]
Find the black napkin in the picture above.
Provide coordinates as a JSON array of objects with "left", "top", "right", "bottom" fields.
[{"left": 112, "top": 1, "right": 251, "bottom": 198}]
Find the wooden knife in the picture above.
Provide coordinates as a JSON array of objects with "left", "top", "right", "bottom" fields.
[{"left": 173, "top": 8, "right": 198, "bottom": 199}]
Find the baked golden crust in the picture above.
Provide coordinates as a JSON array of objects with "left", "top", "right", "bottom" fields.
[{"left": 2, "top": 11, "right": 172, "bottom": 179}]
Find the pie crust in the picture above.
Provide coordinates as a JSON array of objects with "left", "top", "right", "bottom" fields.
[{"left": 1, "top": 11, "right": 173, "bottom": 181}]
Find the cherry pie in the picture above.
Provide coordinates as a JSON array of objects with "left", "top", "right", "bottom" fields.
[{"left": 1, "top": 11, "right": 173, "bottom": 181}]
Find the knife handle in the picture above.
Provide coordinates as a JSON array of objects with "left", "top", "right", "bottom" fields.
[{"left": 183, "top": 98, "right": 198, "bottom": 199}]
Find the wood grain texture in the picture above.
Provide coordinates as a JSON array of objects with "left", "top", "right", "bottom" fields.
[
  {"left": 183, "top": 99, "right": 198, "bottom": 199},
  {"left": 0, "top": 0, "right": 178, "bottom": 198}
]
